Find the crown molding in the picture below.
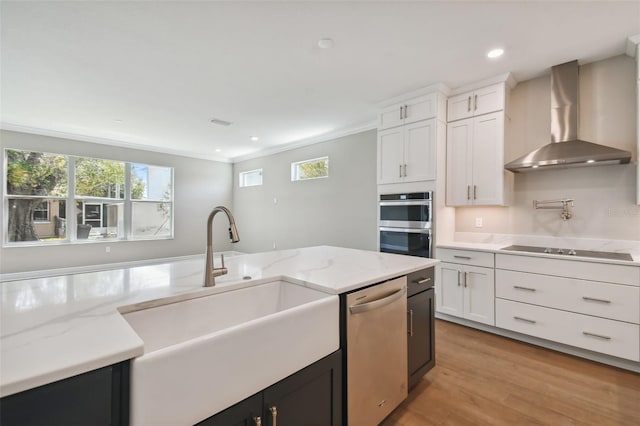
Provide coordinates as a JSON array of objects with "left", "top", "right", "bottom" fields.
[
  {"left": 230, "top": 121, "right": 377, "bottom": 163},
  {"left": 0, "top": 123, "right": 231, "bottom": 163}
]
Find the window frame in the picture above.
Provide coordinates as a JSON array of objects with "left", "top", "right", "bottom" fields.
[
  {"left": 291, "top": 156, "right": 329, "bottom": 182},
  {"left": 239, "top": 168, "right": 263, "bottom": 188},
  {"left": 32, "top": 201, "right": 51, "bottom": 223},
  {"left": 3, "top": 149, "right": 174, "bottom": 247}
]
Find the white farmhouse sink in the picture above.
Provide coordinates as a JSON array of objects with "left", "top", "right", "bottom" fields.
[{"left": 123, "top": 280, "right": 339, "bottom": 426}]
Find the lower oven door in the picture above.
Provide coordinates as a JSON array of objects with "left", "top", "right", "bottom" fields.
[{"left": 379, "top": 227, "right": 432, "bottom": 258}]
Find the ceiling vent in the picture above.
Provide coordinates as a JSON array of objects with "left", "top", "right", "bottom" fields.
[{"left": 210, "top": 118, "right": 233, "bottom": 127}]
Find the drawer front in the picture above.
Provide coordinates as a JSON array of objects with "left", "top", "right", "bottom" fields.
[
  {"left": 496, "top": 254, "right": 639, "bottom": 286},
  {"left": 496, "top": 299, "right": 640, "bottom": 361},
  {"left": 496, "top": 269, "right": 640, "bottom": 324},
  {"left": 407, "top": 267, "right": 434, "bottom": 297},
  {"left": 436, "top": 248, "right": 494, "bottom": 268}
]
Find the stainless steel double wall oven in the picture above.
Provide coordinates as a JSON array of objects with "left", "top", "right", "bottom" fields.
[{"left": 379, "top": 192, "right": 433, "bottom": 258}]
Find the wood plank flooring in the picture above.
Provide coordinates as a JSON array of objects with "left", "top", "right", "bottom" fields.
[{"left": 381, "top": 319, "right": 640, "bottom": 426}]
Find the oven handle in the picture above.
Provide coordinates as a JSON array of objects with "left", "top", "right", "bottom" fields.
[
  {"left": 379, "top": 201, "right": 431, "bottom": 207},
  {"left": 379, "top": 227, "right": 432, "bottom": 234}
]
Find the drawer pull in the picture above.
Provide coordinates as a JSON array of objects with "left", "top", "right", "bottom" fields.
[
  {"left": 454, "top": 255, "right": 472, "bottom": 260},
  {"left": 417, "top": 277, "right": 432, "bottom": 284},
  {"left": 582, "top": 296, "right": 611, "bottom": 304},
  {"left": 514, "top": 316, "right": 536, "bottom": 324},
  {"left": 514, "top": 285, "right": 536, "bottom": 292},
  {"left": 582, "top": 331, "right": 611, "bottom": 341}
]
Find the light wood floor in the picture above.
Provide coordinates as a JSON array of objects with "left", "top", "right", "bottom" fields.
[{"left": 382, "top": 319, "right": 640, "bottom": 426}]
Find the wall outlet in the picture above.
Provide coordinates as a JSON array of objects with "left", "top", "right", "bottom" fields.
[
  {"left": 475, "top": 217, "right": 483, "bottom": 228},
  {"left": 105, "top": 246, "right": 111, "bottom": 253},
  {"left": 273, "top": 242, "right": 277, "bottom": 249}
]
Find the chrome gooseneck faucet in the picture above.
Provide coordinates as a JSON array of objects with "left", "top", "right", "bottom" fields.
[{"left": 204, "top": 206, "right": 240, "bottom": 287}]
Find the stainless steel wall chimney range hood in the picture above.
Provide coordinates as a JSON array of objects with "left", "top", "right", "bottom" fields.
[{"left": 504, "top": 60, "right": 632, "bottom": 172}]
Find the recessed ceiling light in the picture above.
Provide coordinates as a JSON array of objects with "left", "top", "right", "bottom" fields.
[
  {"left": 318, "top": 38, "right": 335, "bottom": 49},
  {"left": 250, "top": 136, "right": 259, "bottom": 142},
  {"left": 215, "top": 148, "right": 222, "bottom": 153},
  {"left": 114, "top": 119, "right": 123, "bottom": 124},
  {"left": 586, "top": 159, "right": 595, "bottom": 163},
  {"left": 487, "top": 48, "right": 504, "bottom": 59}
]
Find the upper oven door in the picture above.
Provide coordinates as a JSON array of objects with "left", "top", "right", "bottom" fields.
[{"left": 379, "top": 200, "right": 432, "bottom": 229}]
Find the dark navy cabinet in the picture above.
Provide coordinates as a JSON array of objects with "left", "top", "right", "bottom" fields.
[
  {"left": 0, "top": 361, "right": 130, "bottom": 426},
  {"left": 407, "top": 267, "right": 436, "bottom": 388},
  {"left": 198, "top": 350, "right": 342, "bottom": 426}
]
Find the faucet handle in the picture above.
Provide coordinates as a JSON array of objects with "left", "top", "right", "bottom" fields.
[{"left": 220, "top": 253, "right": 225, "bottom": 269}]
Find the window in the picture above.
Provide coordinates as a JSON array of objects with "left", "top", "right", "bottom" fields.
[
  {"left": 291, "top": 156, "right": 329, "bottom": 181},
  {"left": 4, "top": 149, "right": 173, "bottom": 245},
  {"left": 239, "top": 169, "right": 263, "bottom": 187},
  {"left": 32, "top": 201, "right": 50, "bottom": 222}
]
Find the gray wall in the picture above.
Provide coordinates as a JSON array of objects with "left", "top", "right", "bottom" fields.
[
  {"left": 232, "top": 130, "right": 377, "bottom": 253},
  {"left": 0, "top": 130, "right": 233, "bottom": 273},
  {"left": 456, "top": 55, "right": 640, "bottom": 241}
]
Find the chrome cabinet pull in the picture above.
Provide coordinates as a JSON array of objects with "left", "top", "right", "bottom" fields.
[
  {"left": 473, "top": 185, "right": 477, "bottom": 200},
  {"left": 514, "top": 316, "right": 536, "bottom": 324},
  {"left": 269, "top": 406, "right": 277, "bottom": 426},
  {"left": 467, "top": 96, "right": 471, "bottom": 112},
  {"left": 464, "top": 272, "right": 468, "bottom": 288},
  {"left": 408, "top": 309, "right": 414, "bottom": 336},
  {"left": 474, "top": 94, "right": 478, "bottom": 110},
  {"left": 453, "top": 255, "right": 472, "bottom": 260},
  {"left": 514, "top": 285, "right": 536, "bottom": 292},
  {"left": 404, "top": 105, "right": 408, "bottom": 119},
  {"left": 457, "top": 271, "right": 461, "bottom": 287},
  {"left": 403, "top": 164, "right": 407, "bottom": 177},
  {"left": 467, "top": 185, "right": 470, "bottom": 200},
  {"left": 582, "top": 297, "right": 611, "bottom": 304},
  {"left": 583, "top": 331, "right": 611, "bottom": 340},
  {"left": 400, "top": 106, "right": 403, "bottom": 120},
  {"left": 417, "top": 277, "right": 432, "bottom": 284},
  {"left": 399, "top": 164, "right": 402, "bottom": 178},
  {"left": 253, "top": 416, "right": 262, "bottom": 426}
]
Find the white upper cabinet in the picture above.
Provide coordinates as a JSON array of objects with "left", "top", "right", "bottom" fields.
[
  {"left": 447, "top": 83, "right": 505, "bottom": 122},
  {"left": 377, "top": 89, "right": 447, "bottom": 185},
  {"left": 378, "top": 119, "right": 436, "bottom": 184},
  {"left": 378, "top": 93, "right": 438, "bottom": 131},
  {"left": 446, "top": 112, "right": 506, "bottom": 206},
  {"left": 445, "top": 77, "right": 514, "bottom": 206}
]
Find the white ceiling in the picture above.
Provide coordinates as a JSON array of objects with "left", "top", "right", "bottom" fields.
[{"left": 2, "top": 1, "right": 639, "bottom": 162}]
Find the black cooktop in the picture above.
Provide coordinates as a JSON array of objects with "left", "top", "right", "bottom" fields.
[{"left": 500, "top": 245, "right": 634, "bottom": 262}]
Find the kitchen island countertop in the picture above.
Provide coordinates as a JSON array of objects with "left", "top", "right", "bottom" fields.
[{"left": 0, "top": 245, "right": 438, "bottom": 397}]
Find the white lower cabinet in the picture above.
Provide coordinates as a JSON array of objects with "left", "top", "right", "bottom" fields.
[
  {"left": 437, "top": 261, "right": 495, "bottom": 326},
  {"left": 495, "top": 253, "right": 640, "bottom": 362},
  {"left": 496, "top": 299, "right": 640, "bottom": 361}
]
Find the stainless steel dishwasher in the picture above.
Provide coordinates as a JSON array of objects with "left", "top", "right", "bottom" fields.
[{"left": 347, "top": 276, "right": 408, "bottom": 425}]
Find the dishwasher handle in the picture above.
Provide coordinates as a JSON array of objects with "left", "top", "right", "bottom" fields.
[{"left": 349, "top": 287, "right": 406, "bottom": 314}]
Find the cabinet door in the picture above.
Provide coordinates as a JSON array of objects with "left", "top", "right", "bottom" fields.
[
  {"left": 446, "top": 119, "right": 472, "bottom": 206},
  {"left": 263, "top": 350, "right": 342, "bottom": 426},
  {"left": 463, "top": 265, "right": 495, "bottom": 325},
  {"left": 404, "top": 119, "right": 436, "bottom": 182},
  {"left": 197, "top": 394, "right": 263, "bottom": 426},
  {"left": 403, "top": 93, "right": 437, "bottom": 125},
  {"left": 473, "top": 83, "right": 505, "bottom": 116},
  {"left": 408, "top": 288, "right": 435, "bottom": 388},
  {"left": 471, "top": 112, "right": 504, "bottom": 205},
  {"left": 378, "top": 127, "right": 404, "bottom": 184},
  {"left": 447, "top": 91, "right": 473, "bottom": 122},
  {"left": 379, "top": 104, "right": 404, "bottom": 130},
  {"left": 436, "top": 263, "right": 464, "bottom": 317}
]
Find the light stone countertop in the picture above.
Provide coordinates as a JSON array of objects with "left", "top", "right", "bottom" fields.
[
  {"left": 0, "top": 245, "right": 438, "bottom": 398},
  {"left": 436, "top": 234, "right": 640, "bottom": 267}
]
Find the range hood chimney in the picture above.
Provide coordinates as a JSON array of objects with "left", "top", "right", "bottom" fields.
[{"left": 504, "top": 60, "right": 631, "bottom": 172}]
